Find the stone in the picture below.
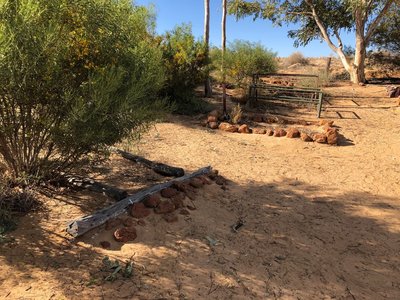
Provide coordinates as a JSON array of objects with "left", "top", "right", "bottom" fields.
[
  {"left": 286, "top": 127, "right": 300, "bottom": 138},
  {"left": 313, "top": 133, "right": 327, "bottom": 143},
  {"left": 200, "top": 120, "right": 208, "bottom": 127},
  {"left": 208, "top": 122, "right": 218, "bottom": 129},
  {"left": 300, "top": 132, "right": 313, "bottom": 142},
  {"left": 123, "top": 217, "right": 135, "bottom": 227},
  {"left": 162, "top": 213, "right": 178, "bottom": 223},
  {"left": 252, "top": 114, "right": 264, "bottom": 122},
  {"left": 100, "top": 241, "right": 111, "bottom": 249},
  {"left": 319, "top": 119, "right": 334, "bottom": 127},
  {"left": 171, "top": 192, "right": 185, "bottom": 209},
  {"left": 179, "top": 209, "right": 190, "bottom": 215},
  {"left": 324, "top": 126, "right": 338, "bottom": 134},
  {"left": 143, "top": 193, "right": 161, "bottom": 208},
  {"left": 266, "top": 129, "right": 274, "bottom": 136},
  {"left": 113, "top": 227, "right": 137, "bottom": 243},
  {"left": 273, "top": 128, "right": 287, "bottom": 137},
  {"left": 252, "top": 128, "right": 266, "bottom": 134},
  {"left": 207, "top": 115, "right": 218, "bottom": 123},
  {"left": 190, "top": 177, "right": 204, "bottom": 188},
  {"left": 209, "top": 110, "right": 222, "bottom": 118},
  {"left": 218, "top": 122, "right": 238, "bottom": 133},
  {"left": 199, "top": 175, "right": 212, "bottom": 185},
  {"left": 105, "top": 218, "right": 122, "bottom": 230},
  {"left": 154, "top": 200, "right": 175, "bottom": 214},
  {"left": 208, "top": 169, "right": 219, "bottom": 180},
  {"left": 238, "top": 124, "right": 251, "bottom": 134},
  {"left": 130, "top": 202, "right": 151, "bottom": 219},
  {"left": 326, "top": 130, "right": 339, "bottom": 145},
  {"left": 186, "top": 204, "right": 197, "bottom": 211},
  {"left": 184, "top": 190, "right": 197, "bottom": 200},
  {"left": 265, "top": 117, "right": 276, "bottom": 124},
  {"left": 161, "top": 187, "right": 178, "bottom": 198}
]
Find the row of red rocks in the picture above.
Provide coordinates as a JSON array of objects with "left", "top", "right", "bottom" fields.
[
  {"left": 101, "top": 170, "right": 226, "bottom": 246},
  {"left": 204, "top": 117, "right": 339, "bottom": 145}
]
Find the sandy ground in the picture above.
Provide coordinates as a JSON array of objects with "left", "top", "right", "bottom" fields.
[{"left": 0, "top": 82, "right": 400, "bottom": 300}]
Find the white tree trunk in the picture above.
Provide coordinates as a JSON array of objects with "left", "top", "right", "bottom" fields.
[
  {"left": 204, "top": 0, "right": 213, "bottom": 97},
  {"left": 221, "top": 0, "right": 227, "bottom": 114}
]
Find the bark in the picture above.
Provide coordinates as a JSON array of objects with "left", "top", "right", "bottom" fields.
[
  {"left": 204, "top": 0, "right": 213, "bottom": 97},
  {"left": 222, "top": 0, "right": 227, "bottom": 114}
]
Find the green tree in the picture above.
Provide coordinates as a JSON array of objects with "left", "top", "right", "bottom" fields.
[
  {"left": 211, "top": 40, "right": 278, "bottom": 87},
  {"left": 229, "top": 0, "right": 396, "bottom": 84},
  {"left": 160, "top": 24, "right": 208, "bottom": 111},
  {"left": 0, "top": 0, "right": 165, "bottom": 179}
]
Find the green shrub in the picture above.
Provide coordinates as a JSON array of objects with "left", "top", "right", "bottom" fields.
[
  {"left": 0, "top": 0, "right": 166, "bottom": 179},
  {"left": 159, "top": 24, "right": 209, "bottom": 113},
  {"left": 211, "top": 40, "right": 277, "bottom": 88},
  {"left": 286, "top": 51, "right": 309, "bottom": 66}
]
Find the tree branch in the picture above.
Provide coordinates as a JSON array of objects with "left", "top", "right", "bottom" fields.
[
  {"left": 334, "top": 29, "right": 343, "bottom": 49},
  {"left": 365, "top": 0, "right": 395, "bottom": 43}
]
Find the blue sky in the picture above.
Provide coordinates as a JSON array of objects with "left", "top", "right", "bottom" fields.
[{"left": 135, "top": 0, "right": 354, "bottom": 57}]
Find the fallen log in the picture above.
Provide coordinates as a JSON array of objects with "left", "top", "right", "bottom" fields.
[
  {"left": 65, "top": 176, "right": 128, "bottom": 201},
  {"left": 66, "top": 166, "right": 211, "bottom": 238},
  {"left": 116, "top": 149, "right": 184, "bottom": 177}
]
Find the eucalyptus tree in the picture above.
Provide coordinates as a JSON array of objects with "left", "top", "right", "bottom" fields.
[
  {"left": 204, "top": 0, "right": 213, "bottom": 97},
  {"left": 229, "top": 0, "right": 396, "bottom": 83}
]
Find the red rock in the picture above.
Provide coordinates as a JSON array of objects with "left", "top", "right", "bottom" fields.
[
  {"left": 252, "top": 128, "right": 266, "bottom": 134},
  {"left": 179, "top": 209, "right": 190, "bottom": 215},
  {"left": 154, "top": 200, "right": 175, "bottom": 214},
  {"left": 265, "top": 117, "right": 276, "bottom": 124},
  {"left": 137, "top": 219, "right": 146, "bottom": 226},
  {"left": 266, "top": 129, "right": 274, "bottom": 136},
  {"left": 313, "top": 133, "right": 327, "bottom": 143},
  {"left": 324, "top": 126, "right": 338, "bottom": 134},
  {"left": 100, "top": 241, "right": 111, "bottom": 249},
  {"left": 286, "top": 127, "right": 300, "bottom": 138},
  {"left": 326, "top": 130, "right": 339, "bottom": 145},
  {"left": 238, "top": 124, "right": 251, "bottom": 134},
  {"left": 219, "top": 122, "right": 238, "bottom": 133},
  {"left": 319, "top": 119, "right": 334, "bottom": 127},
  {"left": 207, "top": 115, "right": 218, "bottom": 123},
  {"left": 113, "top": 227, "right": 137, "bottom": 243},
  {"left": 200, "top": 120, "right": 208, "bottom": 127},
  {"left": 130, "top": 202, "right": 151, "bottom": 218},
  {"left": 190, "top": 177, "right": 204, "bottom": 188},
  {"left": 162, "top": 213, "right": 178, "bottom": 223},
  {"left": 123, "top": 217, "right": 135, "bottom": 227},
  {"left": 273, "top": 128, "right": 287, "bottom": 137},
  {"left": 208, "top": 169, "right": 219, "bottom": 180},
  {"left": 252, "top": 114, "right": 264, "bottom": 122},
  {"left": 208, "top": 122, "right": 218, "bottom": 129},
  {"left": 105, "top": 218, "right": 122, "bottom": 230},
  {"left": 171, "top": 192, "right": 185, "bottom": 209},
  {"left": 143, "top": 194, "right": 161, "bottom": 208},
  {"left": 300, "top": 132, "right": 313, "bottom": 142},
  {"left": 161, "top": 187, "right": 178, "bottom": 198}
]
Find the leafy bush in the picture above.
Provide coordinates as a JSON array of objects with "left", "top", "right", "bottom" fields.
[
  {"left": 286, "top": 51, "right": 308, "bottom": 66},
  {"left": 0, "top": 0, "right": 166, "bottom": 179},
  {"left": 211, "top": 40, "right": 277, "bottom": 88},
  {"left": 159, "top": 24, "right": 209, "bottom": 113}
]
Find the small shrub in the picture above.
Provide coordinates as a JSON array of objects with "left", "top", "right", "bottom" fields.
[
  {"left": 211, "top": 40, "right": 277, "bottom": 88},
  {"left": 159, "top": 24, "right": 209, "bottom": 113},
  {"left": 0, "top": 0, "right": 166, "bottom": 180},
  {"left": 286, "top": 51, "right": 309, "bottom": 66},
  {"left": 230, "top": 104, "right": 243, "bottom": 124}
]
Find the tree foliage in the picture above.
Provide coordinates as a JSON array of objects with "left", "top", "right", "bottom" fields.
[
  {"left": 371, "top": 3, "right": 400, "bottom": 52},
  {"left": 159, "top": 24, "right": 209, "bottom": 111},
  {"left": 211, "top": 40, "right": 277, "bottom": 87},
  {"left": 0, "top": 0, "right": 166, "bottom": 179}
]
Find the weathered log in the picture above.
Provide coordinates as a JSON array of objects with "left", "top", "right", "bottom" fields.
[
  {"left": 116, "top": 149, "right": 184, "bottom": 177},
  {"left": 65, "top": 176, "right": 128, "bottom": 201},
  {"left": 66, "top": 166, "right": 211, "bottom": 237}
]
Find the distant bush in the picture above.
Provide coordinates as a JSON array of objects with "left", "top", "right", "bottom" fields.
[
  {"left": 286, "top": 51, "right": 309, "bottom": 66},
  {"left": 0, "top": 0, "right": 166, "bottom": 180},
  {"left": 211, "top": 40, "right": 277, "bottom": 87},
  {"left": 160, "top": 24, "right": 209, "bottom": 113}
]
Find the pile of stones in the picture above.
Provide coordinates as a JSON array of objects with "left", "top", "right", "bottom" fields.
[{"left": 100, "top": 170, "right": 226, "bottom": 246}]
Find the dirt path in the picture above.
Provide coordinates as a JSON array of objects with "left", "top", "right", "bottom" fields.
[{"left": 1, "top": 83, "right": 399, "bottom": 299}]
